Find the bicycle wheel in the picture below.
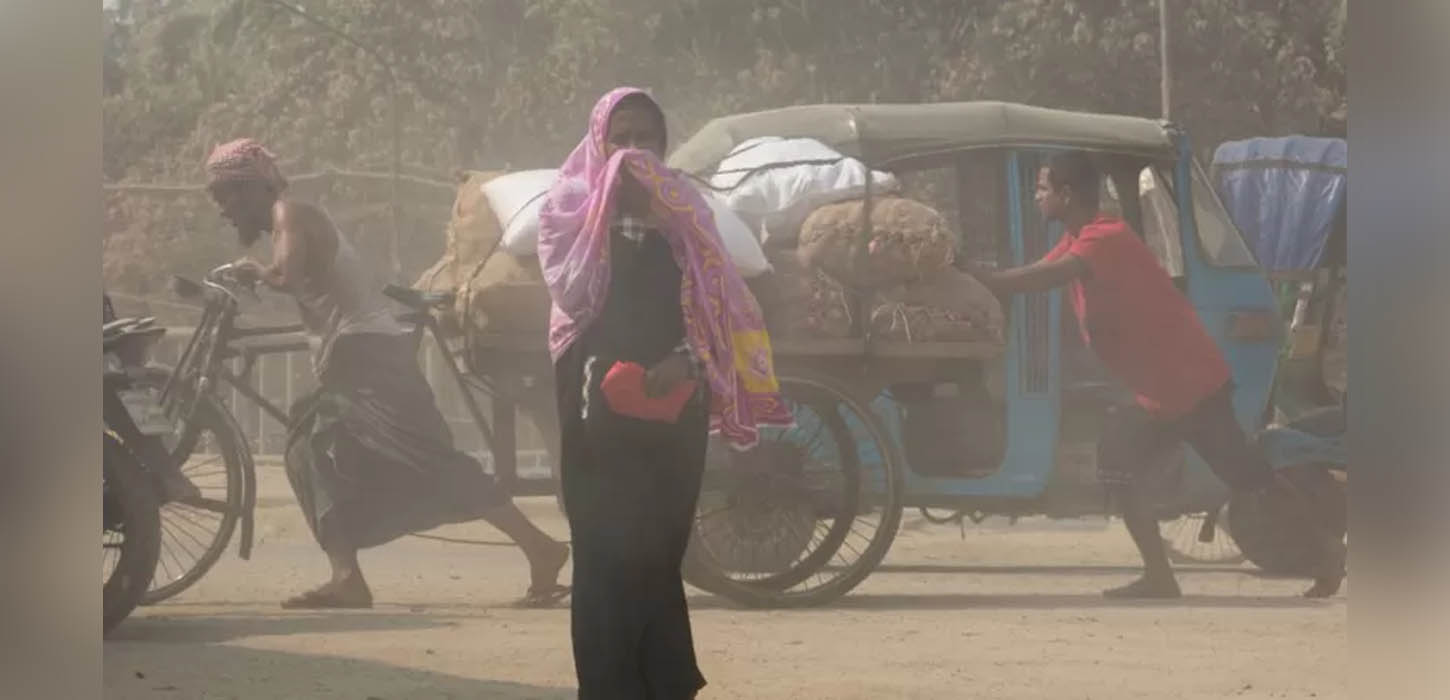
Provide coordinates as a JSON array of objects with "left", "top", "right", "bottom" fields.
[
  {"left": 1162, "top": 504, "right": 1245, "bottom": 565},
  {"left": 103, "top": 434, "right": 160, "bottom": 637},
  {"left": 137, "top": 367, "right": 248, "bottom": 604},
  {"left": 685, "top": 371, "right": 905, "bottom": 608}
]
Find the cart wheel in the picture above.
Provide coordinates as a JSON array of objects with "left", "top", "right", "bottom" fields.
[
  {"left": 1162, "top": 504, "right": 1245, "bottom": 565},
  {"left": 684, "top": 371, "right": 905, "bottom": 608}
]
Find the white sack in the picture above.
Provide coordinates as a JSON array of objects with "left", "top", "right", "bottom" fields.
[
  {"left": 707, "top": 137, "right": 901, "bottom": 245},
  {"left": 485, "top": 169, "right": 557, "bottom": 256},
  {"left": 487, "top": 168, "right": 769, "bottom": 278}
]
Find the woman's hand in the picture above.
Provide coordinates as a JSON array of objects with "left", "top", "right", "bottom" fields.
[
  {"left": 614, "top": 171, "right": 652, "bottom": 217},
  {"left": 644, "top": 352, "right": 694, "bottom": 398}
]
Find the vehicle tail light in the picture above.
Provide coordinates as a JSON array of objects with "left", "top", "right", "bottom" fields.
[{"left": 1225, "top": 311, "right": 1280, "bottom": 342}]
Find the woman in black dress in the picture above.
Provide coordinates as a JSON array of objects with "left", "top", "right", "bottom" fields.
[{"left": 538, "top": 88, "right": 791, "bottom": 699}]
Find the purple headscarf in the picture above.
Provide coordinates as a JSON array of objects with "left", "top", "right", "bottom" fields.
[{"left": 537, "top": 87, "right": 791, "bottom": 449}]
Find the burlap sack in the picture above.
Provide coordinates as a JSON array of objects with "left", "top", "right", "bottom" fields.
[
  {"left": 414, "top": 169, "right": 508, "bottom": 334},
  {"left": 797, "top": 196, "right": 955, "bottom": 289},
  {"left": 876, "top": 268, "right": 1004, "bottom": 343},
  {"left": 761, "top": 255, "right": 853, "bottom": 340},
  {"left": 457, "top": 251, "right": 552, "bottom": 340},
  {"left": 869, "top": 303, "right": 978, "bottom": 343}
]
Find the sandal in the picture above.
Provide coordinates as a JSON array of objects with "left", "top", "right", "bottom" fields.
[
  {"left": 514, "top": 584, "right": 571, "bottom": 609},
  {"left": 281, "top": 583, "right": 373, "bottom": 610}
]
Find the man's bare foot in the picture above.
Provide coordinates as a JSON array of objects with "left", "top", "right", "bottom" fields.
[
  {"left": 281, "top": 578, "right": 373, "bottom": 609},
  {"left": 1103, "top": 575, "right": 1182, "bottom": 599}
]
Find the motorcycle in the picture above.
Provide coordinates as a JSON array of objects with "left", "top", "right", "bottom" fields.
[
  {"left": 1225, "top": 396, "right": 1348, "bottom": 576},
  {"left": 102, "top": 309, "right": 167, "bottom": 636}
]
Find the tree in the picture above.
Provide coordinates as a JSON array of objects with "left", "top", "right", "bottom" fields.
[{"left": 103, "top": 0, "right": 1348, "bottom": 303}]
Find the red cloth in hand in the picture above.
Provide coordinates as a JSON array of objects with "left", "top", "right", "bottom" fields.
[{"left": 600, "top": 361, "right": 698, "bottom": 424}]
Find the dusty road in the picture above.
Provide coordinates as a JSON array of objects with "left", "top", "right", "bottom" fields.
[{"left": 105, "top": 464, "right": 1345, "bottom": 699}]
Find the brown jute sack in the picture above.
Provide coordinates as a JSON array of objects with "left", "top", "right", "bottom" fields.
[
  {"left": 457, "top": 251, "right": 552, "bottom": 340},
  {"left": 763, "top": 254, "right": 854, "bottom": 339},
  {"left": 875, "top": 267, "right": 1005, "bottom": 343},
  {"left": 796, "top": 196, "right": 955, "bottom": 289},
  {"left": 414, "top": 169, "right": 508, "bottom": 334}
]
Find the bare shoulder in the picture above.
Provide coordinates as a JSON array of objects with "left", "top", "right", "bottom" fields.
[
  {"left": 272, "top": 199, "right": 339, "bottom": 247},
  {"left": 272, "top": 199, "right": 328, "bottom": 228}
]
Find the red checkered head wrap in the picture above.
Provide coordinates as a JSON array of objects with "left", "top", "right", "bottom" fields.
[{"left": 204, "top": 138, "right": 287, "bottom": 192}]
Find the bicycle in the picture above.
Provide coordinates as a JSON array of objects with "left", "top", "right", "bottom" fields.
[{"left": 136, "top": 264, "right": 307, "bottom": 603}]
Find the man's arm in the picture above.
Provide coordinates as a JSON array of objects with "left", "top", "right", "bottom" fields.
[{"left": 967, "top": 255, "right": 1089, "bottom": 298}]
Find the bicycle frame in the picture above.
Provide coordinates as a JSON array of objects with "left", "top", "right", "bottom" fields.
[
  {"left": 162, "top": 269, "right": 308, "bottom": 428},
  {"left": 160, "top": 265, "right": 307, "bottom": 561}
]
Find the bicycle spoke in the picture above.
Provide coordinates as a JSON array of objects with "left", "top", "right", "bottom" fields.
[
  {"left": 161, "top": 508, "right": 221, "bottom": 550},
  {"left": 174, "top": 497, "right": 232, "bottom": 515},
  {"left": 181, "top": 455, "right": 224, "bottom": 474},
  {"left": 161, "top": 514, "right": 214, "bottom": 553}
]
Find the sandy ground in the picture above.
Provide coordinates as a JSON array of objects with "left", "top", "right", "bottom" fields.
[{"left": 105, "top": 464, "right": 1345, "bottom": 700}]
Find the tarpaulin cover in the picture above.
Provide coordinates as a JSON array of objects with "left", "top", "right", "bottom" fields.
[{"left": 1212, "top": 136, "right": 1347, "bottom": 271}]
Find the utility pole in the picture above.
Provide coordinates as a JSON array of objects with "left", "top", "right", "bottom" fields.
[{"left": 1159, "top": 0, "right": 1174, "bottom": 121}]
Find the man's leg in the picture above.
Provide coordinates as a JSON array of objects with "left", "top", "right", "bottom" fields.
[
  {"left": 1182, "top": 387, "right": 1345, "bottom": 598},
  {"left": 479, "top": 501, "right": 571, "bottom": 605},
  {"left": 1098, "top": 405, "right": 1183, "bottom": 598},
  {"left": 282, "top": 521, "right": 374, "bottom": 609},
  {"left": 1104, "top": 482, "right": 1182, "bottom": 598}
]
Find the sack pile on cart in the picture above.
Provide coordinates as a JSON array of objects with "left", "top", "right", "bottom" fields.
[
  {"left": 414, "top": 169, "right": 553, "bottom": 341},
  {"left": 417, "top": 143, "right": 1003, "bottom": 348},
  {"left": 416, "top": 167, "right": 772, "bottom": 346},
  {"left": 709, "top": 138, "right": 1003, "bottom": 344},
  {"left": 780, "top": 198, "right": 1002, "bottom": 343}
]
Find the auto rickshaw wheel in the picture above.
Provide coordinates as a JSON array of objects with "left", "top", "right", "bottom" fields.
[
  {"left": 1226, "top": 465, "right": 1347, "bottom": 576},
  {"left": 683, "top": 371, "right": 905, "bottom": 608}
]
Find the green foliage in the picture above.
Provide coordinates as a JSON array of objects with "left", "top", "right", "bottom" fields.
[{"left": 104, "top": 0, "right": 1348, "bottom": 300}]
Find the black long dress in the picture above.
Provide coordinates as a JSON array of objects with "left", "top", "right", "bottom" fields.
[{"left": 554, "top": 221, "right": 710, "bottom": 700}]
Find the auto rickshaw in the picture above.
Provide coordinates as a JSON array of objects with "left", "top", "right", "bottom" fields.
[{"left": 661, "top": 102, "right": 1346, "bottom": 607}]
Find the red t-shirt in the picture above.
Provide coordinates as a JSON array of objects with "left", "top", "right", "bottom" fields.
[{"left": 1044, "top": 214, "right": 1230, "bottom": 418}]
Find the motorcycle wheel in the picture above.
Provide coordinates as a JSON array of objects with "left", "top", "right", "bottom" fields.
[{"left": 103, "top": 434, "right": 161, "bottom": 637}]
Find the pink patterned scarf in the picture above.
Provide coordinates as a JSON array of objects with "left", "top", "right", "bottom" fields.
[{"left": 538, "top": 87, "right": 791, "bottom": 449}]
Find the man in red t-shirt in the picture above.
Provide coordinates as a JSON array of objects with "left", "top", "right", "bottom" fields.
[{"left": 970, "top": 151, "right": 1343, "bottom": 598}]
